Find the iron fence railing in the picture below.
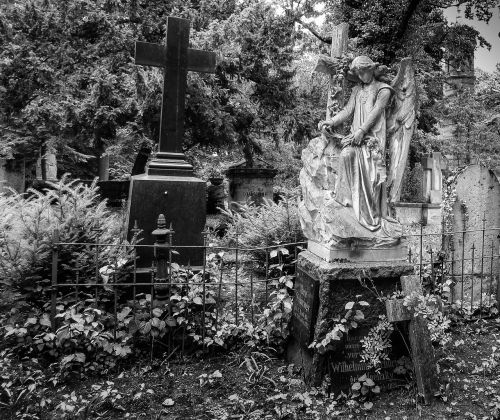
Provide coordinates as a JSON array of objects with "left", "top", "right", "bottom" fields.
[{"left": 47, "top": 214, "right": 500, "bottom": 351}]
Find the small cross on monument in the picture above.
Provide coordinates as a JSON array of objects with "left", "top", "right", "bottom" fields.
[
  {"left": 134, "top": 17, "right": 216, "bottom": 175},
  {"left": 126, "top": 17, "right": 216, "bottom": 270}
]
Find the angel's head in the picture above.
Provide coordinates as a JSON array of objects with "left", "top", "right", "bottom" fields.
[{"left": 350, "top": 56, "right": 376, "bottom": 84}]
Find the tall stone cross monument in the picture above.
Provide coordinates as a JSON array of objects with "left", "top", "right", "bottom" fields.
[{"left": 126, "top": 16, "right": 216, "bottom": 268}]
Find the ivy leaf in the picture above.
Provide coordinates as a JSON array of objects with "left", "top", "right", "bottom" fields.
[
  {"left": 166, "top": 316, "right": 177, "bottom": 327},
  {"left": 351, "top": 382, "right": 361, "bottom": 391},
  {"left": 364, "top": 378, "right": 375, "bottom": 387},
  {"left": 363, "top": 402, "right": 373, "bottom": 410},
  {"left": 345, "top": 302, "right": 355, "bottom": 310},
  {"left": 359, "top": 301, "right": 370, "bottom": 306}
]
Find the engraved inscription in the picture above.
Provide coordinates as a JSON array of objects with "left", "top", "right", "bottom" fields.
[{"left": 291, "top": 268, "right": 319, "bottom": 346}]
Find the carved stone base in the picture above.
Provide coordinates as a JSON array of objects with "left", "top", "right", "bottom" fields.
[
  {"left": 126, "top": 173, "right": 206, "bottom": 269},
  {"left": 288, "top": 250, "right": 413, "bottom": 390},
  {"left": 307, "top": 240, "right": 408, "bottom": 263}
]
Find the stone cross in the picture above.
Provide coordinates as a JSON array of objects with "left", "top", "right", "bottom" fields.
[
  {"left": 421, "top": 152, "right": 443, "bottom": 204},
  {"left": 386, "top": 276, "right": 439, "bottom": 404},
  {"left": 314, "top": 23, "right": 349, "bottom": 120},
  {"left": 134, "top": 17, "right": 216, "bottom": 175}
]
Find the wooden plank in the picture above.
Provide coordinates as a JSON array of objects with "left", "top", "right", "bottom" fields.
[
  {"left": 135, "top": 42, "right": 216, "bottom": 73},
  {"left": 400, "top": 275, "right": 439, "bottom": 404}
]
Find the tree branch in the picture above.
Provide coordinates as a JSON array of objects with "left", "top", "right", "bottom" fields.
[
  {"left": 294, "top": 19, "right": 332, "bottom": 44},
  {"left": 394, "top": 0, "right": 424, "bottom": 41}
]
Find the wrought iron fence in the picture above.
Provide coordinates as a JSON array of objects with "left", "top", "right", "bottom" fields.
[{"left": 47, "top": 214, "right": 500, "bottom": 353}]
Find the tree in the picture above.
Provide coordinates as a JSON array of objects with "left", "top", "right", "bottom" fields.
[
  {"left": 0, "top": 0, "right": 309, "bottom": 179},
  {"left": 433, "top": 67, "right": 500, "bottom": 167}
]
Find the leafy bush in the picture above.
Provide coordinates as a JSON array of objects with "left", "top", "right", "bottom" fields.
[
  {"left": 218, "top": 193, "right": 304, "bottom": 262},
  {"left": 0, "top": 177, "right": 128, "bottom": 307}
]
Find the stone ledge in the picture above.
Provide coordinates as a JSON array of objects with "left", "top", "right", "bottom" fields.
[
  {"left": 298, "top": 250, "right": 414, "bottom": 281},
  {"left": 307, "top": 240, "right": 408, "bottom": 264},
  {"left": 393, "top": 202, "right": 441, "bottom": 209}
]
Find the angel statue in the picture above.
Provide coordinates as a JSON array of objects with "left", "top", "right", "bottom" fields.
[{"left": 298, "top": 55, "right": 416, "bottom": 252}]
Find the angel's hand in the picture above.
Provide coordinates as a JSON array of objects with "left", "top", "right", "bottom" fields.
[
  {"left": 318, "top": 120, "right": 334, "bottom": 132},
  {"left": 341, "top": 134, "right": 353, "bottom": 148},
  {"left": 352, "top": 129, "right": 365, "bottom": 146}
]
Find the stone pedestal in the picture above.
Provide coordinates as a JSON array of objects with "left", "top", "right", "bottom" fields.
[
  {"left": 126, "top": 173, "right": 206, "bottom": 269},
  {"left": 288, "top": 250, "right": 413, "bottom": 391},
  {"left": 207, "top": 177, "right": 226, "bottom": 214}
]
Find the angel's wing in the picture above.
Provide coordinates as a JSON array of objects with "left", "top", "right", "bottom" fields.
[{"left": 386, "top": 57, "right": 417, "bottom": 203}]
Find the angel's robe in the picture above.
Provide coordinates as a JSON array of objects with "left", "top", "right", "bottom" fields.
[{"left": 328, "top": 81, "right": 394, "bottom": 233}]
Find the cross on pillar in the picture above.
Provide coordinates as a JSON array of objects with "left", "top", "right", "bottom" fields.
[
  {"left": 135, "top": 17, "right": 217, "bottom": 175},
  {"left": 313, "top": 23, "right": 349, "bottom": 120}
]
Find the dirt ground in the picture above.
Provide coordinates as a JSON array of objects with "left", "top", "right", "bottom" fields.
[{"left": 4, "top": 317, "right": 500, "bottom": 419}]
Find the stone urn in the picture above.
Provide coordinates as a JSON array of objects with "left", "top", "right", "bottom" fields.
[{"left": 207, "top": 177, "right": 226, "bottom": 214}]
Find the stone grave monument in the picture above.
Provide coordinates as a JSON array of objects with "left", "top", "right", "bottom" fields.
[
  {"left": 289, "top": 31, "right": 438, "bottom": 401},
  {"left": 0, "top": 157, "right": 26, "bottom": 193},
  {"left": 126, "top": 16, "right": 216, "bottom": 269},
  {"left": 226, "top": 158, "right": 277, "bottom": 207}
]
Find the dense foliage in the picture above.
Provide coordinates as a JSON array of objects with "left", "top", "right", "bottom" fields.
[
  {"left": 0, "top": 0, "right": 312, "bottom": 179},
  {"left": 1, "top": 0, "right": 499, "bottom": 180}
]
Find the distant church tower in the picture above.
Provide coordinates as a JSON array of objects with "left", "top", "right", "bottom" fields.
[
  {"left": 437, "top": 26, "right": 476, "bottom": 168},
  {"left": 442, "top": 49, "right": 475, "bottom": 98}
]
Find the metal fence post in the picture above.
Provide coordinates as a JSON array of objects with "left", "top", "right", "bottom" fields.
[
  {"left": 51, "top": 229, "right": 59, "bottom": 331},
  {"left": 235, "top": 230, "right": 239, "bottom": 326},
  {"left": 496, "top": 235, "right": 500, "bottom": 309}
]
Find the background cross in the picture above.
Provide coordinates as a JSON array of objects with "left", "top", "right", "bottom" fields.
[{"left": 135, "top": 17, "right": 216, "bottom": 174}]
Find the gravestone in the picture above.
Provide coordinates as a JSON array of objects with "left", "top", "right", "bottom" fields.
[
  {"left": 452, "top": 164, "right": 500, "bottom": 279},
  {"left": 226, "top": 159, "right": 277, "bottom": 207},
  {"left": 0, "top": 157, "right": 25, "bottom": 193},
  {"left": 126, "top": 16, "right": 216, "bottom": 269}
]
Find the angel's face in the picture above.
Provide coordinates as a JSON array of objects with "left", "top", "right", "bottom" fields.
[{"left": 357, "top": 68, "right": 374, "bottom": 84}]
